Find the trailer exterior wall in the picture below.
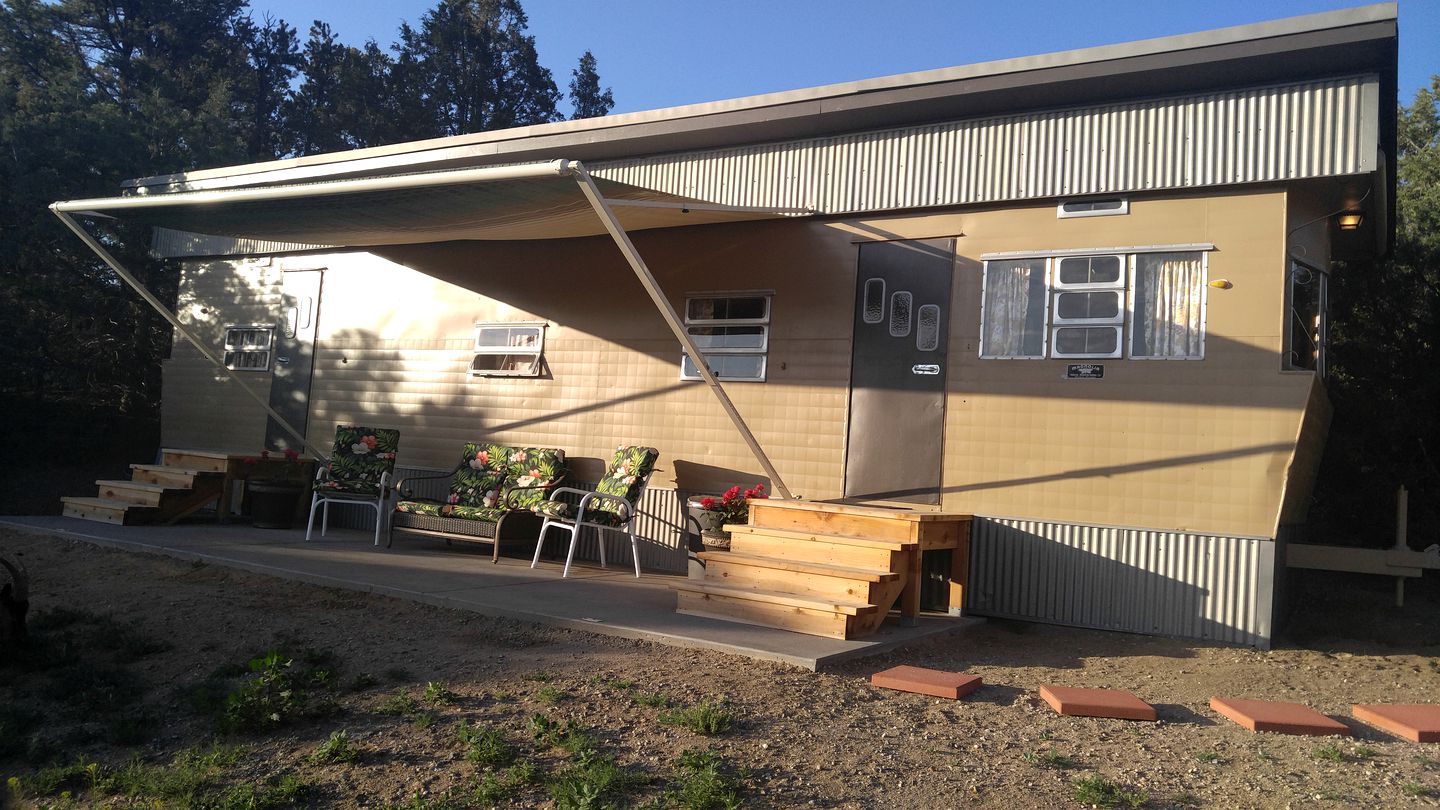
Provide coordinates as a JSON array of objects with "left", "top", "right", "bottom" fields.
[{"left": 164, "top": 186, "right": 1317, "bottom": 544}]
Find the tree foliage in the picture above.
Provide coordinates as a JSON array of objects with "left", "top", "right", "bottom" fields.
[
  {"left": 1313, "top": 77, "right": 1440, "bottom": 542},
  {"left": 569, "top": 50, "right": 613, "bottom": 120},
  {"left": 0, "top": 0, "right": 607, "bottom": 419}
]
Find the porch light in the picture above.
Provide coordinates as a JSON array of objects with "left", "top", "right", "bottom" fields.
[{"left": 1337, "top": 211, "right": 1364, "bottom": 230}]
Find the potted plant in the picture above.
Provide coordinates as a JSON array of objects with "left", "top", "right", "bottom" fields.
[
  {"left": 688, "top": 484, "right": 767, "bottom": 551},
  {"left": 244, "top": 449, "right": 309, "bottom": 529}
]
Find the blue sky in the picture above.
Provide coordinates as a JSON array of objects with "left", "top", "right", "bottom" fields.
[{"left": 253, "top": 0, "right": 1438, "bottom": 117}]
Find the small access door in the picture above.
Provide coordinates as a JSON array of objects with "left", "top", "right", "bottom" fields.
[
  {"left": 264, "top": 269, "right": 323, "bottom": 452},
  {"left": 843, "top": 239, "right": 954, "bottom": 504}
]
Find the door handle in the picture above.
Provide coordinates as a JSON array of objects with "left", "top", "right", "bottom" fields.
[
  {"left": 911, "top": 364, "right": 940, "bottom": 375},
  {"left": 276, "top": 356, "right": 291, "bottom": 364}
]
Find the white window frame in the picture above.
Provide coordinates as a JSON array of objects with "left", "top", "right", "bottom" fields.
[
  {"left": 223, "top": 324, "right": 275, "bottom": 372},
  {"left": 680, "top": 293, "right": 771, "bottom": 382},
  {"left": 1057, "top": 198, "right": 1129, "bottom": 219},
  {"left": 978, "top": 258, "right": 1051, "bottom": 360},
  {"left": 1128, "top": 252, "right": 1209, "bottom": 361},
  {"left": 1050, "top": 254, "right": 1126, "bottom": 359},
  {"left": 980, "top": 247, "right": 1209, "bottom": 361},
  {"left": 470, "top": 321, "right": 546, "bottom": 378}
]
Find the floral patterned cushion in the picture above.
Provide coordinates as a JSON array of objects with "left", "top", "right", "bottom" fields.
[
  {"left": 394, "top": 500, "right": 508, "bottom": 522},
  {"left": 532, "top": 499, "right": 627, "bottom": 528},
  {"left": 499, "top": 447, "right": 566, "bottom": 509},
  {"left": 313, "top": 478, "right": 383, "bottom": 496},
  {"left": 450, "top": 442, "right": 509, "bottom": 507},
  {"left": 323, "top": 425, "right": 400, "bottom": 496},
  {"left": 591, "top": 446, "right": 658, "bottom": 522}
]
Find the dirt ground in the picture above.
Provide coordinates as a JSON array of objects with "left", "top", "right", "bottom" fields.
[{"left": 2, "top": 527, "right": 1439, "bottom": 809}]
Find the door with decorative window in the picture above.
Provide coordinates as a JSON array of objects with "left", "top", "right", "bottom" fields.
[
  {"left": 843, "top": 239, "right": 953, "bottom": 504},
  {"left": 264, "top": 269, "right": 323, "bottom": 452}
]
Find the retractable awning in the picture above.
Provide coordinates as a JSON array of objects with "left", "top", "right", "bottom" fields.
[{"left": 51, "top": 159, "right": 806, "bottom": 497}]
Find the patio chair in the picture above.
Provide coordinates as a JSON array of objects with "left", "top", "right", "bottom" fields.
[
  {"left": 531, "top": 445, "right": 659, "bottom": 578},
  {"left": 305, "top": 425, "right": 400, "bottom": 546}
]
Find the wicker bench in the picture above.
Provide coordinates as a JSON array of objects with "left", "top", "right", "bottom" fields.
[{"left": 388, "top": 443, "right": 566, "bottom": 562}]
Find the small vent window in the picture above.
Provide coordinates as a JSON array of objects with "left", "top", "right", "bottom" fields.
[
  {"left": 1057, "top": 198, "right": 1129, "bottom": 219},
  {"left": 471, "top": 322, "right": 545, "bottom": 377},
  {"left": 223, "top": 325, "right": 274, "bottom": 371},
  {"left": 862, "top": 278, "right": 886, "bottom": 324},
  {"left": 916, "top": 304, "right": 941, "bottom": 351},
  {"left": 889, "top": 291, "right": 913, "bottom": 338},
  {"left": 682, "top": 293, "right": 771, "bottom": 382}
]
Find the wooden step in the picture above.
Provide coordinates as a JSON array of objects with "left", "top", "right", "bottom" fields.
[
  {"left": 160, "top": 449, "right": 232, "bottom": 473},
  {"left": 725, "top": 524, "right": 904, "bottom": 568},
  {"left": 699, "top": 551, "right": 896, "bottom": 602},
  {"left": 95, "top": 479, "right": 168, "bottom": 507},
  {"left": 748, "top": 499, "right": 917, "bottom": 542},
  {"left": 130, "top": 464, "right": 219, "bottom": 487},
  {"left": 698, "top": 551, "right": 898, "bottom": 582},
  {"left": 672, "top": 582, "right": 876, "bottom": 640},
  {"left": 61, "top": 497, "right": 157, "bottom": 526}
]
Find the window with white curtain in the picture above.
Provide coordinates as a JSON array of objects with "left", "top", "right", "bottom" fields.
[
  {"left": 980, "top": 259, "right": 1048, "bottom": 358},
  {"left": 980, "top": 250, "right": 1207, "bottom": 360}
]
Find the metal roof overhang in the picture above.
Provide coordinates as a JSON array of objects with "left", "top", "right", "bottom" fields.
[{"left": 51, "top": 160, "right": 806, "bottom": 496}]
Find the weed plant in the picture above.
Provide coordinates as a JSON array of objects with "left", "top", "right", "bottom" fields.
[
  {"left": 1071, "top": 774, "right": 1149, "bottom": 809},
  {"left": 659, "top": 702, "right": 734, "bottom": 736},
  {"left": 457, "top": 720, "right": 516, "bottom": 767},
  {"left": 307, "top": 731, "right": 359, "bottom": 765},
  {"left": 422, "top": 681, "right": 455, "bottom": 705},
  {"left": 667, "top": 749, "right": 744, "bottom": 810},
  {"left": 220, "top": 650, "right": 340, "bottom": 733}
]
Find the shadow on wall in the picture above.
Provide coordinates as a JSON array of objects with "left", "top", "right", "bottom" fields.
[{"left": 966, "top": 517, "right": 1274, "bottom": 648}]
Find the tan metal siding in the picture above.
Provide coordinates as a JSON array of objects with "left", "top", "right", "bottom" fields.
[
  {"left": 595, "top": 75, "right": 1375, "bottom": 214},
  {"left": 161, "top": 258, "right": 282, "bottom": 451},
  {"left": 967, "top": 516, "right": 1274, "bottom": 647}
]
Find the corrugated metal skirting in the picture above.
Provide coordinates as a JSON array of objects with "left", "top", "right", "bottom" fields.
[
  {"left": 966, "top": 517, "right": 1276, "bottom": 647},
  {"left": 322, "top": 467, "right": 695, "bottom": 574}
]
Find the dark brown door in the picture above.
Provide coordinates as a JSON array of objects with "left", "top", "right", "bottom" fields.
[{"left": 843, "top": 240, "right": 953, "bottom": 504}]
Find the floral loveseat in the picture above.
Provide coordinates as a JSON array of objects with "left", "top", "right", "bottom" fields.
[{"left": 388, "top": 443, "right": 566, "bottom": 562}]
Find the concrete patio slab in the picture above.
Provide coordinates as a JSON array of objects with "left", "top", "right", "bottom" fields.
[
  {"left": 1, "top": 516, "right": 977, "bottom": 671},
  {"left": 1210, "top": 696, "right": 1351, "bottom": 736},
  {"left": 1040, "top": 685, "right": 1158, "bottom": 721},
  {"left": 1352, "top": 704, "right": 1440, "bottom": 742}
]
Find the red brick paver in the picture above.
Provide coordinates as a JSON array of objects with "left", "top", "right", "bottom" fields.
[
  {"left": 871, "top": 665, "right": 982, "bottom": 699},
  {"left": 1211, "top": 697, "right": 1351, "bottom": 736},
  {"left": 1352, "top": 704, "right": 1440, "bottom": 742},
  {"left": 1039, "top": 685, "right": 1157, "bottom": 721}
]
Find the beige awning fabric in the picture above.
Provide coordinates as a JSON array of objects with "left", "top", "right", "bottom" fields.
[
  {"left": 50, "top": 159, "right": 802, "bottom": 498},
  {"left": 51, "top": 159, "right": 802, "bottom": 245}
]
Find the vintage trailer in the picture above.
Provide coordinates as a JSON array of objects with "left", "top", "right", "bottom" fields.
[{"left": 53, "top": 4, "right": 1398, "bottom": 647}]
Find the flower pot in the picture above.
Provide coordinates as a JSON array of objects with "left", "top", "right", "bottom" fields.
[
  {"left": 248, "top": 482, "right": 304, "bottom": 529},
  {"left": 699, "top": 530, "right": 732, "bottom": 551}
]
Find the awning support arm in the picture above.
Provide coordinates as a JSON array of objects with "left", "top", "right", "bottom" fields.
[
  {"left": 49, "top": 208, "right": 331, "bottom": 462},
  {"left": 569, "top": 163, "right": 795, "bottom": 500}
]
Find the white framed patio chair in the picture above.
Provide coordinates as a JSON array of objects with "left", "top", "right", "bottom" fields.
[
  {"left": 305, "top": 425, "right": 400, "bottom": 546},
  {"left": 530, "top": 445, "right": 659, "bottom": 578}
]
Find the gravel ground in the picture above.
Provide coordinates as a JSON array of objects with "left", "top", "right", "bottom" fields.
[{"left": 2, "top": 527, "right": 1439, "bottom": 808}]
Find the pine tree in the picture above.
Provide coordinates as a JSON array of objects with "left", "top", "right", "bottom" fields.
[{"left": 569, "top": 50, "right": 613, "bottom": 120}]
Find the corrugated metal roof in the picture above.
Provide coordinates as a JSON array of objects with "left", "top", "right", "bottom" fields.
[{"left": 593, "top": 74, "right": 1377, "bottom": 216}]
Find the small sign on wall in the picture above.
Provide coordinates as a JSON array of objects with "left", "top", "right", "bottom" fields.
[{"left": 1066, "top": 364, "right": 1104, "bottom": 379}]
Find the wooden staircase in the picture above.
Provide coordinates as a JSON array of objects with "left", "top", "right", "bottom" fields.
[
  {"left": 61, "top": 449, "right": 230, "bottom": 526},
  {"left": 672, "top": 499, "right": 971, "bottom": 640}
]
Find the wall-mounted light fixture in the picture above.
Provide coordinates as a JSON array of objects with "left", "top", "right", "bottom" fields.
[
  {"left": 1337, "top": 211, "right": 1364, "bottom": 231},
  {"left": 1208, "top": 279, "right": 1233, "bottom": 290}
]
